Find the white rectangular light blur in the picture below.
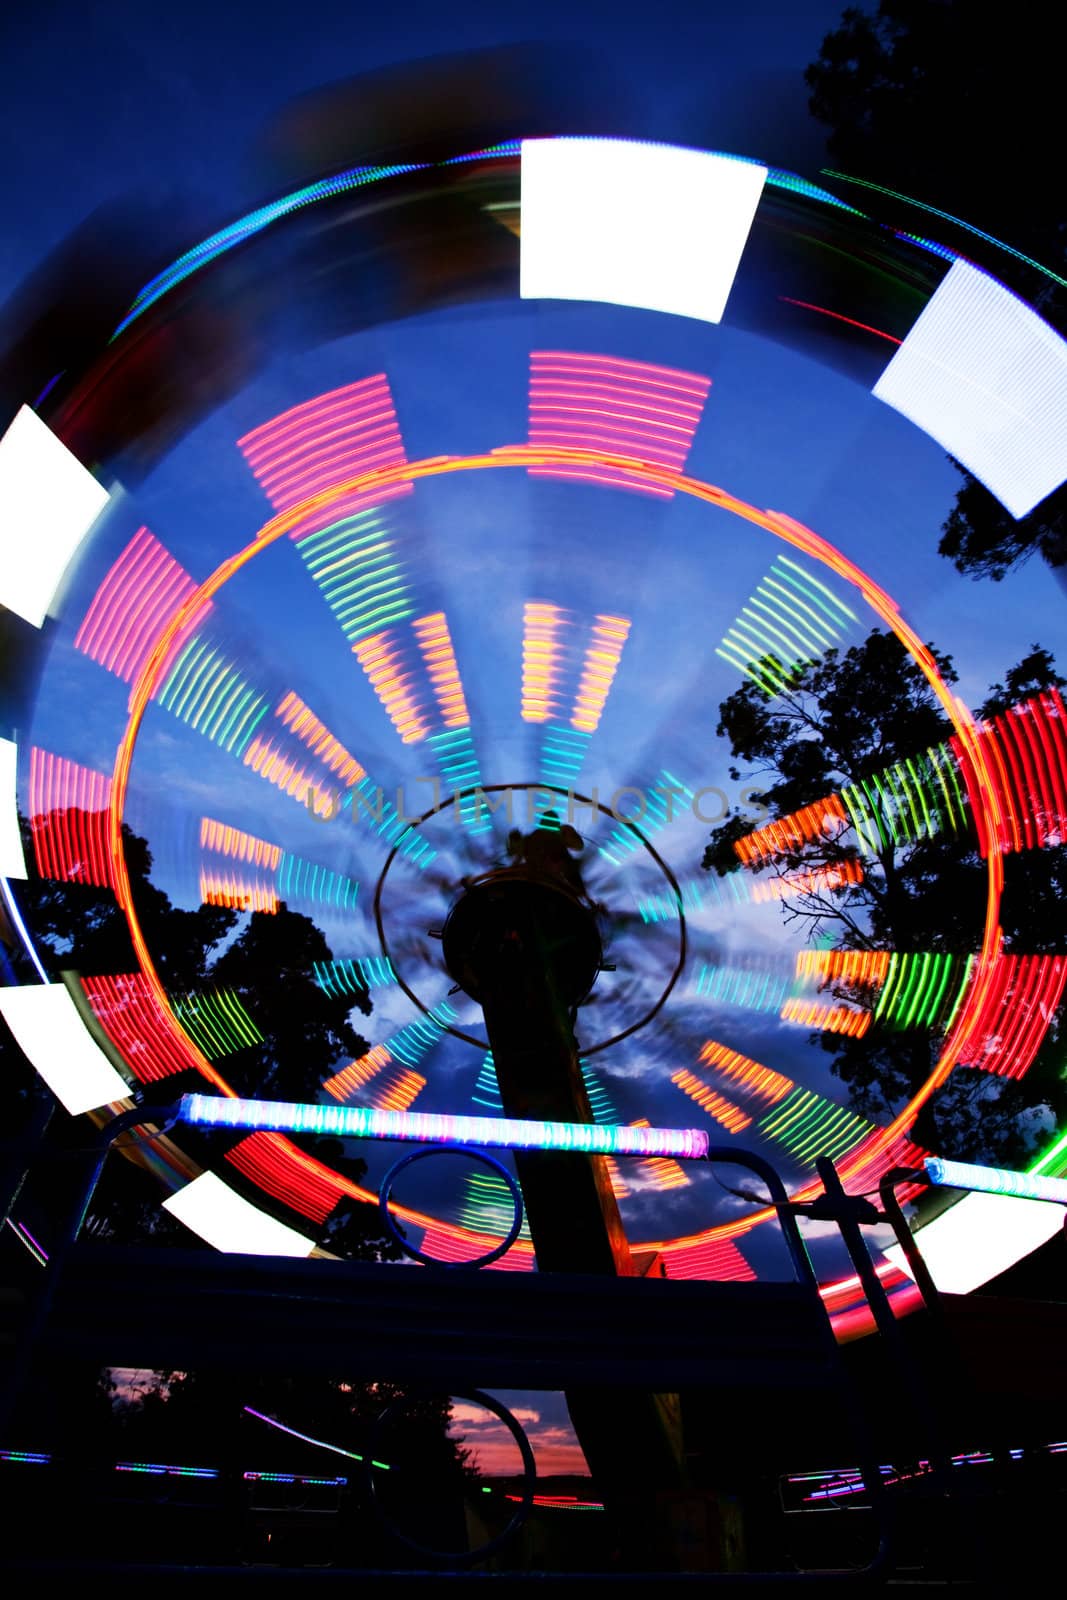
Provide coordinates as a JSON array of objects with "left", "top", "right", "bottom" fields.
[
  {"left": 0, "top": 982, "right": 129, "bottom": 1114},
  {"left": 873, "top": 258, "right": 1067, "bottom": 518},
  {"left": 0, "top": 405, "right": 110, "bottom": 627},
  {"left": 162, "top": 1171, "right": 315, "bottom": 1257},
  {"left": 0, "top": 738, "right": 26, "bottom": 878},
  {"left": 884, "top": 1190, "right": 1064, "bottom": 1295},
  {"left": 520, "top": 138, "right": 766, "bottom": 324}
]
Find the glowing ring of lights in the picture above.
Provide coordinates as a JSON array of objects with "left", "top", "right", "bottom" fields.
[
  {"left": 99, "top": 445, "right": 1003, "bottom": 1262},
  {"left": 379, "top": 1146, "right": 524, "bottom": 1269},
  {"left": 364, "top": 1387, "right": 537, "bottom": 1564},
  {"left": 372, "top": 781, "right": 688, "bottom": 1056}
]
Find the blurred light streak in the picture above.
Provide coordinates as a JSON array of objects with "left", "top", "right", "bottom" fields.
[
  {"left": 693, "top": 962, "right": 792, "bottom": 1014},
  {"left": 717, "top": 555, "right": 858, "bottom": 697},
  {"left": 629, "top": 1115, "right": 691, "bottom": 1188},
  {"left": 74, "top": 526, "right": 208, "bottom": 687},
  {"left": 0, "top": 406, "right": 109, "bottom": 628},
  {"left": 778, "top": 297, "right": 901, "bottom": 344},
  {"left": 226, "top": 1131, "right": 346, "bottom": 1223},
  {"left": 352, "top": 630, "right": 430, "bottom": 744},
  {"left": 29, "top": 747, "right": 113, "bottom": 887},
  {"left": 735, "top": 795, "right": 849, "bottom": 866},
  {"left": 199, "top": 867, "right": 278, "bottom": 914},
  {"left": 520, "top": 138, "right": 765, "bottom": 323},
  {"left": 758, "top": 1087, "right": 872, "bottom": 1165},
  {"left": 698, "top": 1040, "right": 792, "bottom": 1106},
  {"left": 413, "top": 611, "right": 469, "bottom": 728},
  {"left": 242, "top": 734, "right": 339, "bottom": 815},
  {"left": 841, "top": 741, "right": 968, "bottom": 853},
  {"left": 873, "top": 258, "right": 1067, "bottom": 518},
  {"left": 794, "top": 949, "right": 891, "bottom": 990},
  {"left": 598, "top": 768, "right": 692, "bottom": 864},
  {"left": 660, "top": 1236, "right": 755, "bottom": 1282},
  {"left": 157, "top": 637, "right": 269, "bottom": 757},
  {"left": 418, "top": 1226, "right": 534, "bottom": 1271},
  {"left": 873, "top": 952, "right": 973, "bottom": 1033},
  {"left": 670, "top": 1070, "right": 751, "bottom": 1133},
  {"left": 82, "top": 973, "right": 203, "bottom": 1082},
  {"left": 276, "top": 852, "right": 358, "bottom": 912},
  {"left": 323, "top": 1043, "right": 394, "bottom": 1103},
  {"left": 170, "top": 990, "right": 262, "bottom": 1058},
  {"left": 294, "top": 509, "right": 413, "bottom": 643},
  {"left": 957, "top": 953, "right": 1067, "bottom": 1079},
  {"left": 951, "top": 689, "right": 1067, "bottom": 856},
  {"left": 521, "top": 601, "right": 566, "bottom": 723},
  {"left": 780, "top": 998, "right": 871, "bottom": 1037},
  {"left": 276, "top": 691, "right": 366, "bottom": 785},
  {"left": 200, "top": 817, "right": 281, "bottom": 870},
  {"left": 751, "top": 857, "right": 864, "bottom": 903},
  {"left": 528, "top": 351, "right": 710, "bottom": 497},
  {"left": 312, "top": 956, "right": 396, "bottom": 999},
  {"left": 572, "top": 613, "right": 630, "bottom": 733}
]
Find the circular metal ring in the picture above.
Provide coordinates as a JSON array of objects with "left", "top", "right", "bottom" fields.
[
  {"left": 365, "top": 1386, "right": 537, "bottom": 1566},
  {"left": 378, "top": 1145, "right": 524, "bottom": 1269},
  {"left": 373, "top": 781, "right": 688, "bottom": 1057}
]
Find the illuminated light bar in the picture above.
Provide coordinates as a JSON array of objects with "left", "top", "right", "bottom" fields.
[
  {"left": 418, "top": 1225, "right": 534, "bottom": 1272},
  {"left": 957, "top": 953, "right": 1067, "bottom": 1080},
  {"left": 323, "top": 1043, "right": 393, "bottom": 1102},
  {"left": 572, "top": 613, "right": 630, "bottom": 733},
  {"left": 841, "top": 741, "right": 968, "bottom": 855},
  {"left": 199, "top": 867, "right": 278, "bottom": 915},
  {"left": 693, "top": 962, "right": 792, "bottom": 1015},
  {"left": 520, "top": 138, "right": 766, "bottom": 324},
  {"left": 237, "top": 376, "right": 412, "bottom": 537},
  {"left": 241, "top": 735, "right": 339, "bottom": 816},
  {"left": 115, "top": 1461, "right": 218, "bottom": 1478},
  {"left": 629, "top": 1117, "right": 691, "bottom": 1189},
  {"left": 951, "top": 690, "right": 1067, "bottom": 857},
  {"left": 522, "top": 601, "right": 566, "bottom": 723},
  {"left": 598, "top": 768, "right": 693, "bottom": 864},
  {"left": 82, "top": 974, "right": 201, "bottom": 1082},
  {"left": 28, "top": 747, "right": 113, "bottom": 888},
  {"left": 6, "top": 1217, "right": 47, "bottom": 1266},
  {"left": 795, "top": 949, "right": 892, "bottom": 990},
  {"left": 157, "top": 637, "right": 270, "bottom": 758},
  {"left": 371, "top": 1067, "right": 426, "bottom": 1112},
  {"left": 413, "top": 612, "right": 470, "bottom": 728},
  {"left": 873, "top": 952, "right": 974, "bottom": 1033},
  {"left": 528, "top": 351, "right": 710, "bottom": 497},
  {"left": 757, "top": 1086, "right": 871, "bottom": 1165},
  {"left": 924, "top": 1156, "right": 1067, "bottom": 1205},
  {"left": 872, "top": 257, "right": 1067, "bottom": 519},
  {"left": 886, "top": 1189, "right": 1066, "bottom": 1295},
  {"left": 276, "top": 692, "right": 366, "bottom": 786},
  {"left": 73, "top": 527, "right": 205, "bottom": 685},
  {"left": 179, "top": 1093, "right": 711, "bottom": 1159},
  {"left": 226, "top": 1132, "right": 347, "bottom": 1223},
  {"left": 670, "top": 1069, "right": 751, "bottom": 1134},
  {"left": 170, "top": 990, "right": 262, "bottom": 1058},
  {"left": 0, "top": 738, "right": 27, "bottom": 878},
  {"left": 717, "top": 556, "right": 858, "bottom": 697},
  {"left": 780, "top": 998, "right": 871, "bottom": 1038},
  {"left": 200, "top": 817, "right": 281, "bottom": 870},
  {"left": 162, "top": 1171, "right": 315, "bottom": 1257},
  {"left": 277, "top": 853, "right": 358, "bottom": 913},
  {"left": 735, "top": 794, "right": 849, "bottom": 866},
  {"left": 0, "top": 405, "right": 110, "bottom": 628},
  {"left": 294, "top": 509, "right": 413, "bottom": 643},
  {"left": 312, "top": 956, "right": 396, "bottom": 999},
  {"left": 751, "top": 857, "right": 864, "bottom": 904},
  {"left": 660, "top": 1237, "right": 756, "bottom": 1282},
  {"left": 245, "top": 1472, "right": 348, "bottom": 1486},
  {"left": 0, "top": 983, "right": 129, "bottom": 1114},
  {"left": 352, "top": 630, "right": 429, "bottom": 744},
  {"left": 0, "top": 1450, "right": 51, "bottom": 1464}
]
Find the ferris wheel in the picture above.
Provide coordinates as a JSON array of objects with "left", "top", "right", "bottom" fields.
[{"left": 1, "top": 120, "right": 1065, "bottom": 1336}]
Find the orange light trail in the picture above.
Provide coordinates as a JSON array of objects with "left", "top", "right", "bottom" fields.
[
  {"left": 751, "top": 857, "right": 864, "bottom": 903},
  {"left": 521, "top": 601, "right": 565, "bottom": 723},
  {"left": 572, "top": 614, "right": 631, "bottom": 733},
  {"left": 794, "top": 949, "right": 892, "bottom": 989},
  {"left": 412, "top": 611, "right": 470, "bottom": 728},
  {"left": 670, "top": 1070, "right": 752, "bottom": 1133},
  {"left": 352, "top": 631, "right": 429, "bottom": 744},
  {"left": 199, "top": 868, "right": 278, "bottom": 914},
  {"left": 323, "top": 1044, "right": 393, "bottom": 1102},
  {"left": 106, "top": 443, "right": 1005, "bottom": 1249},
  {"left": 200, "top": 817, "right": 282, "bottom": 871},
  {"left": 242, "top": 734, "right": 339, "bottom": 815},
  {"left": 698, "top": 1040, "right": 793, "bottom": 1106},
  {"left": 276, "top": 691, "right": 366, "bottom": 785},
  {"left": 734, "top": 794, "right": 849, "bottom": 866},
  {"left": 780, "top": 998, "right": 872, "bottom": 1037}
]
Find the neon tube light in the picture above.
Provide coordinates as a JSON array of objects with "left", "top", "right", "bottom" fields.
[
  {"left": 924, "top": 1156, "right": 1067, "bottom": 1204},
  {"left": 180, "top": 1093, "right": 709, "bottom": 1159}
]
